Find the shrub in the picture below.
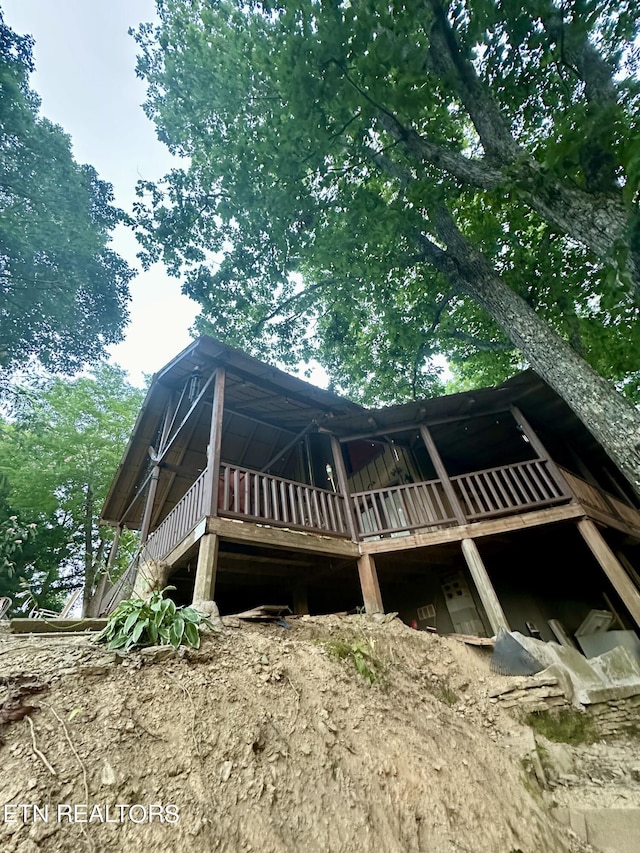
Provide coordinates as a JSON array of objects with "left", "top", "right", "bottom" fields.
[{"left": 95, "top": 588, "right": 211, "bottom": 652}]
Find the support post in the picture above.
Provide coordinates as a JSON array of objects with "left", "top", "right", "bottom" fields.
[
  {"left": 460, "top": 538, "right": 510, "bottom": 634},
  {"left": 357, "top": 553, "right": 384, "bottom": 614},
  {"left": 293, "top": 584, "right": 309, "bottom": 616},
  {"left": 330, "top": 435, "right": 359, "bottom": 541},
  {"left": 577, "top": 519, "right": 640, "bottom": 629},
  {"left": 205, "top": 367, "right": 226, "bottom": 517},
  {"left": 192, "top": 533, "right": 219, "bottom": 603},
  {"left": 419, "top": 425, "right": 466, "bottom": 525},
  {"left": 509, "top": 405, "right": 572, "bottom": 497},
  {"left": 139, "top": 465, "right": 161, "bottom": 545}
]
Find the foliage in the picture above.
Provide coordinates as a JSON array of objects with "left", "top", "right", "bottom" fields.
[
  {"left": 94, "top": 588, "right": 211, "bottom": 651},
  {"left": 0, "top": 365, "right": 145, "bottom": 614},
  {"left": 131, "top": 0, "right": 640, "bottom": 404},
  {"left": 526, "top": 709, "right": 597, "bottom": 745},
  {"left": 0, "top": 12, "right": 133, "bottom": 378},
  {"left": 326, "top": 637, "right": 382, "bottom": 685}
]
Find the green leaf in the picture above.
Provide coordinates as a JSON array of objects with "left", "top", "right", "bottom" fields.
[{"left": 184, "top": 621, "right": 200, "bottom": 649}]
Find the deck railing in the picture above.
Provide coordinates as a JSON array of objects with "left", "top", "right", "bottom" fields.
[
  {"left": 218, "top": 464, "right": 349, "bottom": 536},
  {"left": 143, "top": 457, "right": 639, "bottom": 562},
  {"left": 451, "top": 458, "right": 566, "bottom": 520},
  {"left": 145, "top": 469, "right": 208, "bottom": 561},
  {"left": 559, "top": 467, "right": 640, "bottom": 532},
  {"left": 351, "top": 479, "right": 457, "bottom": 538}
]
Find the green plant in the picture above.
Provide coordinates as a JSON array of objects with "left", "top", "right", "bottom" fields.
[
  {"left": 429, "top": 681, "right": 458, "bottom": 707},
  {"left": 94, "top": 587, "right": 211, "bottom": 652},
  {"left": 525, "top": 709, "right": 597, "bottom": 745},
  {"left": 326, "top": 638, "right": 381, "bottom": 685}
]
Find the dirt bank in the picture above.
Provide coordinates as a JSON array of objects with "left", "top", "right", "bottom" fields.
[{"left": 0, "top": 615, "right": 619, "bottom": 852}]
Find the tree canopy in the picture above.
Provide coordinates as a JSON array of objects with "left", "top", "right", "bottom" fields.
[
  {"left": 0, "top": 365, "right": 144, "bottom": 615},
  {"left": 132, "top": 0, "right": 640, "bottom": 495},
  {"left": 0, "top": 12, "right": 133, "bottom": 378}
]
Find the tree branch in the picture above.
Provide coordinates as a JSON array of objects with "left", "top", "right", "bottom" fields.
[
  {"left": 375, "top": 111, "right": 504, "bottom": 189},
  {"left": 424, "top": 0, "right": 520, "bottom": 161}
]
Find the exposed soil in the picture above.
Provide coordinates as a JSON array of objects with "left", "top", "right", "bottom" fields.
[{"left": 0, "top": 614, "right": 635, "bottom": 853}]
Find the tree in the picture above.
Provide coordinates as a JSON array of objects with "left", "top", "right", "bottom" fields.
[
  {"left": 0, "top": 12, "right": 133, "bottom": 377},
  {"left": 131, "top": 0, "right": 640, "bottom": 496},
  {"left": 0, "top": 365, "right": 145, "bottom": 614}
]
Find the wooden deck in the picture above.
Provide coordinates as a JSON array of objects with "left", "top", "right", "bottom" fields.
[{"left": 137, "top": 458, "right": 640, "bottom": 566}]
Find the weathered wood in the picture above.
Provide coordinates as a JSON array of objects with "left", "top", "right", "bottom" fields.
[
  {"left": 218, "top": 463, "right": 348, "bottom": 537},
  {"left": 158, "top": 370, "right": 217, "bottom": 464},
  {"left": 509, "top": 406, "right": 572, "bottom": 498},
  {"left": 419, "top": 425, "right": 466, "bottom": 525},
  {"left": 335, "top": 406, "right": 513, "bottom": 443},
  {"left": 206, "top": 515, "right": 360, "bottom": 558},
  {"left": 360, "top": 503, "right": 585, "bottom": 555},
  {"left": 330, "top": 435, "right": 359, "bottom": 541},
  {"left": 357, "top": 553, "right": 384, "bottom": 614},
  {"left": 9, "top": 619, "right": 109, "bottom": 634},
  {"left": 206, "top": 367, "right": 226, "bottom": 516},
  {"left": 450, "top": 459, "right": 567, "bottom": 520},
  {"left": 576, "top": 518, "right": 640, "bottom": 629},
  {"left": 460, "top": 538, "right": 510, "bottom": 635},
  {"left": 293, "top": 585, "right": 309, "bottom": 616},
  {"left": 192, "top": 532, "right": 219, "bottom": 603},
  {"left": 145, "top": 470, "right": 208, "bottom": 561},
  {"left": 139, "top": 465, "right": 161, "bottom": 545},
  {"left": 350, "top": 479, "right": 456, "bottom": 537}
]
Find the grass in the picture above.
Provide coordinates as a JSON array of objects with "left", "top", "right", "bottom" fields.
[
  {"left": 429, "top": 681, "right": 459, "bottom": 706},
  {"left": 525, "top": 709, "right": 597, "bottom": 745}
]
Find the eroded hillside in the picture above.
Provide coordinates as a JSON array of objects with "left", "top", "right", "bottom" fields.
[{"left": 0, "top": 615, "right": 630, "bottom": 853}]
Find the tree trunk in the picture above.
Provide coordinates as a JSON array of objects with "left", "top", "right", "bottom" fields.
[
  {"left": 417, "top": 204, "right": 640, "bottom": 497},
  {"left": 440, "top": 237, "right": 640, "bottom": 498}
]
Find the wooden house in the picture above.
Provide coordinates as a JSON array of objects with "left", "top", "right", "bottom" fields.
[{"left": 98, "top": 336, "right": 640, "bottom": 641}]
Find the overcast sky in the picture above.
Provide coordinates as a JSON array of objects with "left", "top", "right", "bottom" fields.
[{"left": 2, "top": 0, "right": 199, "bottom": 385}]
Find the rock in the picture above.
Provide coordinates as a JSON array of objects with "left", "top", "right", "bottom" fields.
[
  {"left": 139, "top": 645, "right": 176, "bottom": 662},
  {"left": 192, "top": 599, "right": 224, "bottom": 630},
  {"left": 101, "top": 760, "right": 117, "bottom": 786}
]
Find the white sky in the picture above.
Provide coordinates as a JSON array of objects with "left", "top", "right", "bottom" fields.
[{"left": 2, "top": 0, "right": 199, "bottom": 386}]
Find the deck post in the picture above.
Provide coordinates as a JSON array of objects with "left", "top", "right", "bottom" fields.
[
  {"left": 205, "top": 367, "right": 226, "bottom": 517},
  {"left": 192, "top": 533, "right": 219, "bottom": 603},
  {"left": 577, "top": 519, "right": 640, "bottom": 629},
  {"left": 419, "top": 425, "right": 466, "bottom": 525},
  {"left": 509, "top": 405, "right": 572, "bottom": 497},
  {"left": 357, "top": 553, "right": 384, "bottom": 614},
  {"left": 330, "top": 436, "right": 359, "bottom": 541},
  {"left": 460, "top": 538, "right": 510, "bottom": 635},
  {"left": 293, "top": 584, "right": 309, "bottom": 616},
  {"left": 139, "top": 465, "right": 161, "bottom": 545}
]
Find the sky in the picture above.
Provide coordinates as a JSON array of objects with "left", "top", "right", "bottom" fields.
[{"left": 2, "top": 0, "right": 200, "bottom": 386}]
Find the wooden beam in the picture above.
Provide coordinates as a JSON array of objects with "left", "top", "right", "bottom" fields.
[
  {"left": 460, "top": 538, "right": 510, "bottom": 635},
  {"left": 158, "top": 369, "right": 217, "bottom": 464},
  {"left": 139, "top": 465, "right": 161, "bottom": 545},
  {"left": 357, "top": 553, "right": 384, "bottom": 614},
  {"left": 419, "top": 425, "right": 466, "bottom": 525},
  {"left": 293, "top": 584, "right": 309, "bottom": 615},
  {"left": 261, "top": 420, "right": 317, "bottom": 472},
  {"left": 205, "top": 368, "right": 226, "bottom": 516},
  {"left": 577, "top": 518, "right": 640, "bottom": 629},
  {"left": 361, "top": 503, "right": 585, "bottom": 555},
  {"left": 193, "top": 533, "right": 219, "bottom": 602},
  {"left": 206, "top": 515, "right": 360, "bottom": 558},
  {"left": 336, "top": 406, "right": 513, "bottom": 443},
  {"left": 330, "top": 435, "right": 359, "bottom": 541},
  {"left": 509, "top": 405, "right": 572, "bottom": 498}
]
